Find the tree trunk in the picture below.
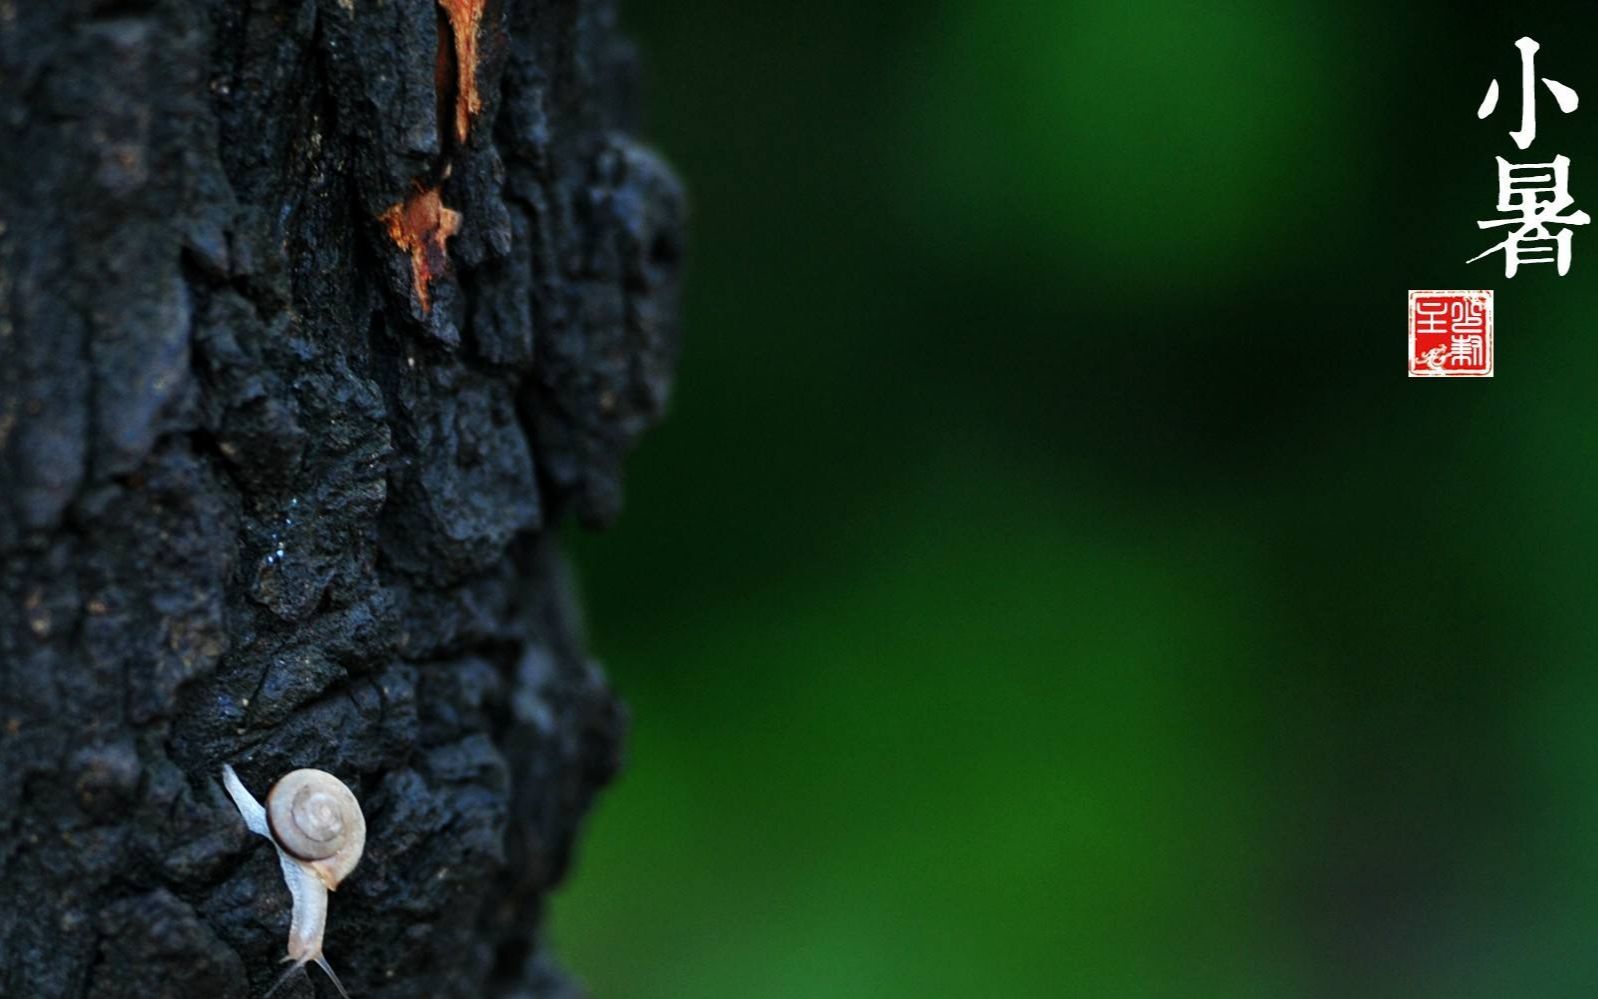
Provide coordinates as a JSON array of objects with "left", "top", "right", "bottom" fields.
[{"left": 0, "top": 0, "right": 683, "bottom": 995}]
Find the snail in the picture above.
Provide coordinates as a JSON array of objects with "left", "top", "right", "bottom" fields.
[{"left": 222, "top": 764, "right": 366, "bottom": 998}]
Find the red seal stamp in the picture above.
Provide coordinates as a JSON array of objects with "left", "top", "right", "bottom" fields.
[{"left": 1409, "top": 291, "right": 1493, "bottom": 377}]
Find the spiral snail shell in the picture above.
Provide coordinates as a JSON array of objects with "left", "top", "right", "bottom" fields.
[
  {"left": 222, "top": 764, "right": 365, "bottom": 999},
  {"left": 267, "top": 769, "right": 366, "bottom": 890}
]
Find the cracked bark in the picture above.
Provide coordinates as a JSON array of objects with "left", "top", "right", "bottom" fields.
[{"left": 0, "top": 1, "right": 684, "bottom": 996}]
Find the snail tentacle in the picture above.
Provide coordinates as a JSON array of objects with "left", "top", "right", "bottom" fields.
[{"left": 315, "top": 955, "right": 351, "bottom": 999}]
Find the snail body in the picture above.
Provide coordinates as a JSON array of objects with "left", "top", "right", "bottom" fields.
[{"left": 222, "top": 764, "right": 365, "bottom": 998}]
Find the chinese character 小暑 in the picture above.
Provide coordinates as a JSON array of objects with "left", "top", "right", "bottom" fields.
[{"left": 1471, "top": 37, "right": 1586, "bottom": 277}]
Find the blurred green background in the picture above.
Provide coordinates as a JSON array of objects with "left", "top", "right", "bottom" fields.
[{"left": 552, "top": 2, "right": 1598, "bottom": 996}]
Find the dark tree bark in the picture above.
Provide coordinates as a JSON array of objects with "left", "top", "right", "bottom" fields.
[{"left": 0, "top": 1, "right": 683, "bottom": 996}]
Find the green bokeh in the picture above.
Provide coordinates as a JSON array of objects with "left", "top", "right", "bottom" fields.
[
  {"left": 900, "top": 1, "right": 1358, "bottom": 294},
  {"left": 552, "top": 2, "right": 1598, "bottom": 996}
]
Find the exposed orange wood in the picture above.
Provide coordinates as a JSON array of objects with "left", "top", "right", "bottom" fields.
[
  {"left": 438, "top": 0, "right": 484, "bottom": 144},
  {"left": 379, "top": 186, "right": 461, "bottom": 313}
]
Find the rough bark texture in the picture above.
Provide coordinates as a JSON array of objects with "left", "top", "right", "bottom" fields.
[{"left": 0, "top": 1, "right": 683, "bottom": 996}]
